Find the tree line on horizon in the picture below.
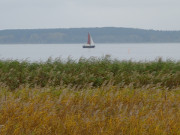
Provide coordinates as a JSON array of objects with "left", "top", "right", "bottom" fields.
[{"left": 0, "top": 27, "right": 180, "bottom": 44}]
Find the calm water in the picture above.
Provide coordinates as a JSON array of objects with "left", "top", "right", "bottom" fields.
[{"left": 0, "top": 43, "right": 180, "bottom": 62}]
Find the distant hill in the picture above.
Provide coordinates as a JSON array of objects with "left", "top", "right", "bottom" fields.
[{"left": 0, "top": 27, "right": 180, "bottom": 44}]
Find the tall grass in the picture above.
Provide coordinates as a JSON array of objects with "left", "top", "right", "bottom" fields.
[
  {"left": 0, "top": 87, "right": 179, "bottom": 135},
  {"left": 0, "top": 57, "right": 180, "bottom": 134},
  {"left": 0, "top": 57, "right": 179, "bottom": 90}
]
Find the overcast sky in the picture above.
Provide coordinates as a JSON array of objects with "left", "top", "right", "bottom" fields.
[{"left": 0, "top": 0, "right": 180, "bottom": 30}]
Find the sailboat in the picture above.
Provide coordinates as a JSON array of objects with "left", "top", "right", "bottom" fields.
[{"left": 83, "top": 33, "right": 95, "bottom": 48}]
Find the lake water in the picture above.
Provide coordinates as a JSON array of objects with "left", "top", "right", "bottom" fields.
[{"left": 0, "top": 43, "right": 180, "bottom": 62}]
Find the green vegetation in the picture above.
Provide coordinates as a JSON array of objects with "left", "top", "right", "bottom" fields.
[
  {"left": 0, "top": 57, "right": 179, "bottom": 90},
  {"left": 0, "top": 58, "right": 179, "bottom": 134}
]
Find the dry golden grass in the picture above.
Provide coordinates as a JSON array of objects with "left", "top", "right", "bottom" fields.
[{"left": 0, "top": 86, "right": 179, "bottom": 135}]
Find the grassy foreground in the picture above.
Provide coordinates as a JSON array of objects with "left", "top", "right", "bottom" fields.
[
  {"left": 0, "top": 57, "right": 180, "bottom": 89},
  {"left": 0, "top": 58, "right": 179, "bottom": 134},
  {"left": 0, "top": 87, "right": 179, "bottom": 135}
]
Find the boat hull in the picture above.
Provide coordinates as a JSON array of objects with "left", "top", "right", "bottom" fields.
[{"left": 83, "top": 45, "right": 95, "bottom": 48}]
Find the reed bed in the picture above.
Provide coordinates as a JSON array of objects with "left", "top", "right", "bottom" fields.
[
  {"left": 0, "top": 86, "right": 179, "bottom": 135},
  {"left": 0, "top": 57, "right": 179, "bottom": 134},
  {"left": 0, "top": 57, "right": 179, "bottom": 90}
]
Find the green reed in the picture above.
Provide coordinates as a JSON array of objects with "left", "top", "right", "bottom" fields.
[{"left": 0, "top": 57, "right": 179, "bottom": 90}]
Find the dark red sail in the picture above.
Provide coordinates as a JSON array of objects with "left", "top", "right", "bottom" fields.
[{"left": 87, "top": 33, "right": 91, "bottom": 44}]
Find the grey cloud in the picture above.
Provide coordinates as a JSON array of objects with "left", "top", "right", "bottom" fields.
[{"left": 0, "top": 0, "right": 180, "bottom": 30}]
